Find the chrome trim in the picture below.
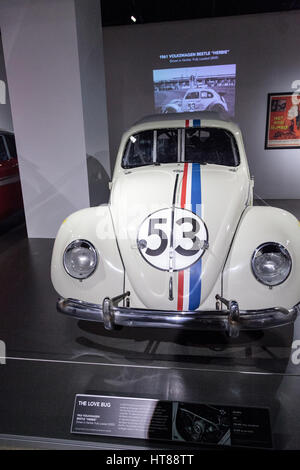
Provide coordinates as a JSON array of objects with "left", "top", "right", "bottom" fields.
[
  {"left": 152, "top": 130, "right": 157, "bottom": 163},
  {"left": 57, "top": 297, "right": 299, "bottom": 337},
  {"left": 215, "top": 294, "right": 240, "bottom": 337},
  {"left": 168, "top": 174, "right": 179, "bottom": 301},
  {"left": 63, "top": 239, "right": 98, "bottom": 280},
  {"left": 0, "top": 175, "right": 20, "bottom": 186},
  {"left": 102, "top": 297, "right": 114, "bottom": 330},
  {"left": 168, "top": 276, "right": 174, "bottom": 301},
  {"left": 251, "top": 242, "right": 292, "bottom": 287}
]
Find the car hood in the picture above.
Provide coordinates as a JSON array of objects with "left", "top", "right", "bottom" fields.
[{"left": 110, "top": 163, "right": 249, "bottom": 310}]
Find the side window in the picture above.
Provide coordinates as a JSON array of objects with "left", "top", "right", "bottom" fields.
[
  {"left": 185, "top": 92, "right": 199, "bottom": 100},
  {"left": 200, "top": 91, "right": 213, "bottom": 99},
  {"left": 122, "top": 131, "right": 153, "bottom": 168},
  {"left": 5, "top": 134, "right": 17, "bottom": 159},
  {"left": 157, "top": 129, "right": 178, "bottom": 163},
  {"left": 0, "top": 136, "right": 9, "bottom": 162}
]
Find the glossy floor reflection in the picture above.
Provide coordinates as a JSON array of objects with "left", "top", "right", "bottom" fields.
[{"left": 0, "top": 357, "right": 300, "bottom": 449}]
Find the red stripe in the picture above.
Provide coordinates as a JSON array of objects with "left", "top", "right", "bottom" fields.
[
  {"left": 177, "top": 271, "right": 184, "bottom": 311},
  {"left": 177, "top": 163, "right": 188, "bottom": 311},
  {"left": 185, "top": 119, "right": 189, "bottom": 128},
  {"left": 180, "top": 162, "right": 188, "bottom": 209}
]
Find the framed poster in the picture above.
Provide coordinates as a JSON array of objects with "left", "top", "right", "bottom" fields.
[{"left": 265, "top": 92, "right": 300, "bottom": 149}]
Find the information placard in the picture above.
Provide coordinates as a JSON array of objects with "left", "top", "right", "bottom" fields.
[{"left": 71, "top": 394, "right": 272, "bottom": 448}]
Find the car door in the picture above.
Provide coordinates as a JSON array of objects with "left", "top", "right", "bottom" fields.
[
  {"left": 182, "top": 90, "right": 201, "bottom": 112},
  {"left": 199, "top": 90, "right": 215, "bottom": 110}
]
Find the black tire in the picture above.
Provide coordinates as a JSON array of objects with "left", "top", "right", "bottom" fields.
[{"left": 210, "top": 104, "right": 226, "bottom": 113}]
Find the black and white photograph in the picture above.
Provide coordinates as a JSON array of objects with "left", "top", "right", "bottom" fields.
[
  {"left": 172, "top": 403, "right": 231, "bottom": 445},
  {"left": 153, "top": 63, "right": 236, "bottom": 116}
]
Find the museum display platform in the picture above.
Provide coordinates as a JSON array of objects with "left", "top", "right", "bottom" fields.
[{"left": 1, "top": 200, "right": 300, "bottom": 449}]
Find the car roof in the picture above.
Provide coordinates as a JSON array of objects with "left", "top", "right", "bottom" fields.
[{"left": 184, "top": 87, "right": 215, "bottom": 92}]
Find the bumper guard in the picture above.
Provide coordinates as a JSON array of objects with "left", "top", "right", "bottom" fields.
[{"left": 57, "top": 292, "right": 299, "bottom": 337}]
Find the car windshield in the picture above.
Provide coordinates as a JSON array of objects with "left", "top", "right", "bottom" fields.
[{"left": 122, "top": 127, "right": 240, "bottom": 168}]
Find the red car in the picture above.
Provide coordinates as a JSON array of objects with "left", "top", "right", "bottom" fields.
[{"left": 0, "top": 130, "right": 23, "bottom": 225}]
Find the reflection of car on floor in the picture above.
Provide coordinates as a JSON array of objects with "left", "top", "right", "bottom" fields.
[
  {"left": 162, "top": 87, "right": 228, "bottom": 113},
  {"left": 52, "top": 112, "right": 300, "bottom": 338},
  {"left": 0, "top": 130, "right": 23, "bottom": 223},
  {"left": 174, "top": 403, "right": 230, "bottom": 444}
]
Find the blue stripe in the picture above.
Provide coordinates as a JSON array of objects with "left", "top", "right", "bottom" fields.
[
  {"left": 191, "top": 163, "right": 201, "bottom": 215},
  {"left": 193, "top": 119, "right": 201, "bottom": 127},
  {"left": 188, "top": 163, "right": 202, "bottom": 310}
]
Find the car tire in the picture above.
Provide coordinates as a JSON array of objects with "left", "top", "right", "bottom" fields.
[{"left": 210, "top": 104, "right": 226, "bottom": 113}]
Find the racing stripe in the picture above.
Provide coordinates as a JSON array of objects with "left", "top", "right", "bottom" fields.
[
  {"left": 180, "top": 162, "right": 188, "bottom": 208},
  {"left": 177, "top": 271, "right": 184, "bottom": 311},
  {"left": 183, "top": 165, "right": 193, "bottom": 311},
  {"left": 191, "top": 163, "right": 201, "bottom": 216},
  {"left": 177, "top": 118, "right": 203, "bottom": 311},
  {"left": 185, "top": 119, "right": 201, "bottom": 128},
  {"left": 177, "top": 163, "right": 202, "bottom": 311},
  {"left": 188, "top": 164, "right": 202, "bottom": 310},
  {"left": 177, "top": 163, "right": 188, "bottom": 311}
]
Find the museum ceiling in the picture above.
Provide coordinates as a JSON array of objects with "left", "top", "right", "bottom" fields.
[{"left": 101, "top": 0, "right": 300, "bottom": 26}]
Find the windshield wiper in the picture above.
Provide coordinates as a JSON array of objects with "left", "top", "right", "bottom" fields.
[
  {"left": 124, "top": 162, "right": 161, "bottom": 169},
  {"left": 184, "top": 160, "right": 207, "bottom": 165}
]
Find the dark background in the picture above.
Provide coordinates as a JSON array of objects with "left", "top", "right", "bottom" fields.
[{"left": 101, "top": 0, "right": 300, "bottom": 26}]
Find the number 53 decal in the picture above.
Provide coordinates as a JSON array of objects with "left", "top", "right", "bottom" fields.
[{"left": 137, "top": 208, "right": 208, "bottom": 271}]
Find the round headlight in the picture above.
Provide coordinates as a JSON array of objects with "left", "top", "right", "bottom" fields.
[
  {"left": 63, "top": 240, "right": 98, "bottom": 279},
  {"left": 251, "top": 242, "right": 292, "bottom": 287}
]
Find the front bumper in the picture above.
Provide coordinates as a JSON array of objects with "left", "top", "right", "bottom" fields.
[{"left": 57, "top": 296, "right": 299, "bottom": 337}]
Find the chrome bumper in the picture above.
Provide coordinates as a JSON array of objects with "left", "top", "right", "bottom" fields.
[{"left": 57, "top": 296, "right": 299, "bottom": 338}]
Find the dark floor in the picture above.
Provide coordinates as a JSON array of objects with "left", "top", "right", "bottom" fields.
[{"left": 0, "top": 200, "right": 300, "bottom": 449}]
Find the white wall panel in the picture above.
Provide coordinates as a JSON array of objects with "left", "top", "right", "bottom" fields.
[
  {"left": 0, "top": 0, "right": 101, "bottom": 237},
  {"left": 0, "top": 35, "right": 12, "bottom": 131}
]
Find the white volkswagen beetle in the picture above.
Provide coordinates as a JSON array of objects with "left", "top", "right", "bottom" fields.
[
  {"left": 162, "top": 88, "right": 228, "bottom": 114},
  {"left": 51, "top": 112, "right": 300, "bottom": 337}
]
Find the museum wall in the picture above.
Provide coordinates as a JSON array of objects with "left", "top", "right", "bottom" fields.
[
  {"left": 0, "top": 0, "right": 110, "bottom": 238},
  {"left": 74, "top": 0, "right": 111, "bottom": 207},
  {"left": 0, "top": 34, "right": 12, "bottom": 132},
  {"left": 103, "top": 11, "right": 300, "bottom": 199}
]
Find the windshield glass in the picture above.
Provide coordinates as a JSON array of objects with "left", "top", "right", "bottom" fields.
[{"left": 122, "top": 127, "right": 240, "bottom": 168}]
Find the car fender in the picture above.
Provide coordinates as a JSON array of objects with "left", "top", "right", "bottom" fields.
[
  {"left": 223, "top": 206, "right": 300, "bottom": 310},
  {"left": 207, "top": 99, "right": 227, "bottom": 112},
  {"left": 51, "top": 205, "right": 124, "bottom": 304},
  {"left": 163, "top": 103, "right": 182, "bottom": 113}
]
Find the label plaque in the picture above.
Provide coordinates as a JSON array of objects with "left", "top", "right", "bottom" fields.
[{"left": 71, "top": 394, "right": 272, "bottom": 448}]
